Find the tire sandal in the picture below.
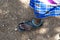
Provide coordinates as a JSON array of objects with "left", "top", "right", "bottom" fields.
[{"left": 17, "top": 19, "right": 43, "bottom": 31}]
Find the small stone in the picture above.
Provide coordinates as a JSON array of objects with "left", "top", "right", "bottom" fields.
[
  {"left": 54, "top": 33, "right": 60, "bottom": 40},
  {"left": 3, "top": 10, "right": 9, "bottom": 14},
  {"left": 15, "top": 39, "right": 17, "bottom": 40},
  {"left": 2, "top": 25, "right": 4, "bottom": 27},
  {"left": 39, "top": 28, "right": 49, "bottom": 34},
  {"left": 28, "top": 39, "right": 31, "bottom": 40},
  {"left": 15, "top": 28, "right": 17, "bottom": 31},
  {"left": 47, "top": 35, "right": 50, "bottom": 38},
  {"left": 8, "top": 28, "right": 10, "bottom": 30}
]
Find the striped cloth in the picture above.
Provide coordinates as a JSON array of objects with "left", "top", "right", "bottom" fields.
[{"left": 29, "top": 0, "right": 60, "bottom": 18}]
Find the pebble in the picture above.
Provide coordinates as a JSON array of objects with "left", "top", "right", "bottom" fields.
[
  {"left": 28, "top": 39, "right": 31, "bottom": 40},
  {"left": 15, "top": 28, "right": 17, "bottom": 31},
  {"left": 54, "top": 33, "right": 60, "bottom": 40}
]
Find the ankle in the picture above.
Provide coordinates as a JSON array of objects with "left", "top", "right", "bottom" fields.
[{"left": 34, "top": 18, "right": 41, "bottom": 25}]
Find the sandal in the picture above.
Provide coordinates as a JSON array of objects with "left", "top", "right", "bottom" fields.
[{"left": 17, "top": 19, "right": 43, "bottom": 31}]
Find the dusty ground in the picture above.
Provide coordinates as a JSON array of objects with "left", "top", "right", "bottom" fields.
[{"left": 0, "top": 0, "right": 60, "bottom": 40}]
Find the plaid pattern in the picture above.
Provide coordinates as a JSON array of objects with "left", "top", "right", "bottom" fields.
[{"left": 30, "top": 0, "right": 60, "bottom": 18}]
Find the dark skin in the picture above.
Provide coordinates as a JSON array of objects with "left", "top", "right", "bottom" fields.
[{"left": 34, "top": 18, "right": 41, "bottom": 25}]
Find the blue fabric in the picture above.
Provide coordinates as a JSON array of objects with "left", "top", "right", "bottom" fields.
[{"left": 29, "top": 0, "right": 60, "bottom": 18}]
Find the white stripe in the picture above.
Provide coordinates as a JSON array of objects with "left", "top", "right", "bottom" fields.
[
  {"left": 53, "top": 0, "right": 60, "bottom": 4},
  {"left": 38, "top": 0, "right": 57, "bottom": 6}
]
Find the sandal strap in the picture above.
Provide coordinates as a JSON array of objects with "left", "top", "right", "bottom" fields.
[
  {"left": 17, "top": 19, "right": 43, "bottom": 31},
  {"left": 31, "top": 19, "right": 43, "bottom": 28},
  {"left": 25, "top": 19, "right": 43, "bottom": 28}
]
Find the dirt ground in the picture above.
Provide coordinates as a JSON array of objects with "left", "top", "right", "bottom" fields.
[{"left": 0, "top": 0, "right": 60, "bottom": 40}]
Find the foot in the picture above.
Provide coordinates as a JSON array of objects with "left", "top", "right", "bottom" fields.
[{"left": 17, "top": 19, "right": 43, "bottom": 31}]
